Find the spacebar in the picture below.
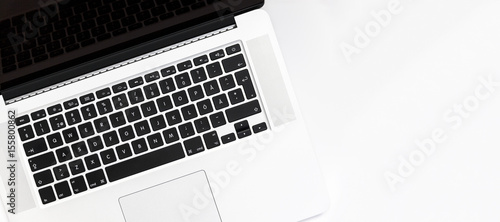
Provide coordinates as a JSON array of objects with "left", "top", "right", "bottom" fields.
[{"left": 106, "top": 143, "right": 185, "bottom": 182}]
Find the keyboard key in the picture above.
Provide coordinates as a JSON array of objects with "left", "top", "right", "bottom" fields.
[
  {"left": 190, "top": 67, "right": 207, "bottom": 83},
  {"left": 228, "top": 88, "right": 245, "bottom": 105},
  {"left": 112, "top": 82, "right": 128, "bottom": 93},
  {"left": 87, "top": 136, "right": 104, "bottom": 152},
  {"left": 197, "top": 99, "right": 214, "bottom": 116},
  {"left": 144, "top": 83, "right": 161, "bottom": 99},
  {"left": 209, "top": 112, "right": 226, "bottom": 128},
  {"left": 225, "top": 100, "right": 262, "bottom": 123},
  {"left": 96, "top": 88, "right": 112, "bottom": 99},
  {"left": 206, "top": 62, "right": 223, "bottom": 78},
  {"left": 134, "top": 120, "right": 151, "bottom": 136},
  {"left": 178, "top": 122, "right": 195, "bottom": 139},
  {"left": 55, "top": 146, "right": 72, "bottom": 163},
  {"left": 47, "top": 132, "right": 63, "bottom": 148},
  {"left": 222, "top": 54, "right": 246, "bottom": 73},
  {"left": 34, "top": 120, "right": 50, "bottom": 136},
  {"left": 116, "top": 144, "right": 132, "bottom": 159},
  {"left": 253, "top": 122, "right": 268, "bottom": 134},
  {"left": 110, "top": 112, "right": 126, "bottom": 127},
  {"left": 128, "top": 77, "right": 144, "bottom": 88},
  {"left": 53, "top": 164, "right": 70, "bottom": 180},
  {"left": 181, "top": 105, "right": 197, "bottom": 121},
  {"left": 39, "top": 186, "right": 56, "bottom": 205},
  {"left": 159, "top": 78, "right": 176, "bottom": 94},
  {"left": 15, "top": 115, "right": 30, "bottom": 126},
  {"left": 237, "top": 129, "right": 252, "bottom": 139},
  {"left": 96, "top": 99, "right": 113, "bottom": 115},
  {"left": 165, "top": 109, "right": 182, "bottom": 126},
  {"left": 118, "top": 125, "right": 135, "bottom": 142},
  {"left": 172, "top": 90, "right": 189, "bottom": 107},
  {"left": 150, "top": 115, "right": 167, "bottom": 132},
  {"left": 147, "top": 133, "right": 164, "bottom": 149},
  {"left": 47, "top": 104, "right": 63, "bottom": 115},
  {"left": 145, "top": 71, "right": 160, "bottom": 82},
  {"left": 86, "top": 169, "right": 107, "bottom": 189},
  {"left": 219, "top": 74, "right": 236, "bottom": 91},
  {"left": 112, "top": 94, "right": 129, "bottom": 110},
  {"left": 213, "top": 94, "right": 229, "bottom": 110},
  {"left": 70, "top": 176, "right": 87, "bottom": 194},
  {"left": 161, "top": 66, "right": 176, "bottom": 77},
  {"left": 187, "top": 85, "right": 204, "bottom": 101},
  {"left": 103, "top": 131, "right": 120, "bottom": 147},
  {"left": 31, "top": 109, "right": 47, "bottom": 121},
  {"left": 193, "top": 55, "right": 209, "bottom": 66},
  {"left": 131, "top": 138, "right": 148, "bottom": 154},
  {"left": 85, "top": 154, "right": 101, "bottom": 170},
  {"left": 221, "top": 133, "right": 236, "bottom": 144},
  {"left": 141, "top": 101, "right": 158, "bottom": 117},
  {"left": 34, "top": 169, "right": 54, "bottom": 187},
  {"left": 29, "top": 152, "right": 56, "bottom": 172},
  {"left": 105, "top": 143, "right": 185, "bottom": 182},
  {"left": 65, "top": 110, "right": 82, "bottom": 126},
  {"left": 177, "top": 60, "right": 192, "bottom": 71},
  {"left": 203, "top": 80, "right": 220, "bottom": 96},
  {"left": 235, "top": 69, "right": 257, "bottom": 99},
  {"left": 125, "top": 106, "right": 142, "bottom": 122},
  {"left": 24, "top": 138, "right": 48, "bottom": 157},
  {"left": 156, "top": 95, "right": 173, "bottom": 112},
  {"left": 203, "top": 131, "right": 220, "bottom": 149},
  {"left": 63, "top": 99, "right": 79, "bottom": 110},
  {"left": 81, "top": 104, "right": 98, "bottom": 120},
  {"left": 194, "top": 117, "right": 210, "bottom": 133},
  {"left": 49, "top": 115, "right": 66, "bottom": 131},
  {"left": 128, "top": 88, "right": 144, "bottom": 105},
  {"left": 78, "top": 122, "right": 95, "bottom": 138},
  {"left": 80, "top": 93, "right": 95, "bottom": 104},
  {"left": 94, "top": 117, "right": 111, "bottom": 133},
  {"left": 163, "top": 128, "right": 180, "bottom": 144},
  {"left": 71, "top": 142, "right": 88, "bottom": 158},
  {"left": 184, "top": 136, "right": 204, "bottom": 156},
  {"left": 225, "top": 44, "right": 241, "bottom": 55},
  {"left": 99, "top": 147, "right": 116, "bottom": 164},
  {"left": 209, "top": 49, "right": 225, "bottom": 60},
  {"left": 54, "top": 181, "right": 72, "bottom": 199},
  {"left": 175, "top": 72, "right": 191, "bottom": 89},
  {"left": 69, "top": 159, "right": 85, "bottom": 175}
]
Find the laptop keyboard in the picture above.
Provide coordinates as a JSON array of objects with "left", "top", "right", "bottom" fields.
[{"left": 15, "top": 43, "right": 268, "bottom": 205}]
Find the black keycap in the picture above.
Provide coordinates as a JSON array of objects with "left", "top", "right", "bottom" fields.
[
  {"left": 47, "top": 104, "right": 63, "bottom": 115},
  {"left": 209, "top": 49, "right": 225, "bottom": 60},
  {"left": 125, "top": 106, "right": 142, "bottom": 122},
  {"left": 165, "top": 109, "right": 182, "bottom": 126},
  {"left": 209, "top": 112, "right": 226, "bottom": 128},
  {"left": 34, "top": 120, "right": 51, "bottom": 136},
  {"left": 69, "top": 159, "right": 85, "bottom": 175},
  {"left": 228, "top": 88, "right": 245, "bottom": 105},
  {"left": 85, "top": 154, "right": 101, "bottom": 170},
  {"left": 156, "top": 95, "right": 173, "bottom": 112},
  {"left": 194, "top": 117, "right": 210, "bottom": 133},
  {"left": 161, "top": 66, "right": 176, "bottom": 77},
  {"left": 206, "top": 62, "right": 223, "bottom": 78},
  {"left": 19, "top": 125, "right": 35, "bottom": 141},
  {"left": 63, "top": 99, "right": 79, "bottom": 110},
  {"left": 112, "top": 94, "right": 129, "bottom": 110},
  {"left": 141, "top": 101, "right": 158, "bottom": 117},
  {"left": 219, "top": 74, "right": 236, "bottom": 91},
  {"left": 193, "top": 55, "right": 209, "bottom": 66},
  {"left": 184, "top": 136, "right": 204, "bottom": 156},
  {"left": 234, "top": 120, "right": 249, "bottom": 132},
  {"left": 47, "top": 132, "right": 64, "bottom": 148},
  {"left": 203, "top": 131, "right": 220, "bottom": 149},
  {"left": 100, "top": 149, "right": 117, "bottom": 165},
  {"left": 96, "top": 88, "right": 112, "bottom": 99},
  {"left": 54, "top": 181, "right": 72, "bottom": 199},
  {"left": 34, "top": 169, "right": 54, "bottom": 187},
  {"left": 16, "top": 115, "right": 30, "bottom": 126},
  {"left": 144, "top": 83, "right": 161, "bottom": 99},
  {"left": 226, "top": 100, "right": 262, "bottom": 123},
  {"left": 86, "top": 169, "right": 107, "bottom": 189},
  {"left": 78, "top": 122, "right": 95, "bottom": 138},
  {"left": 150, "top": 115, "right": 166, "bottom": 132},
  {"left": 222, "top": 54, "right": 246, "bottom": 73},
  {"left": 187, "top": 85, "right": 204, "bottom": 102},
  {"left": 159, "top": 78, "right": 176, "bottom": 94},
  {"left": 80, "top": 93, "right": 95, "bottom": 104},
  {"left": 147, "top": 133, "right": 164, "bottom": 149},
  {"left": 49, "top": 115, "right": 66, "bottom": 131},
  {"left": 213, "top": 94, "right": 229, "bottom": 110},
  {"left": 70, "top": 176, "right": 87, "bottom": 194},
  {"left": 118, "top": 125, "right": 135, "bottom": 142},
  {"left": 181, "top": 105, "right": 197, "bottom": 121},
  {"left": 94, "top": 117, "right": 111, "bottom": 133},
  {"left": 112, "top": 82, "right": 128, "bottom": 93},
  {"left": 145, "top": 71, "right": 160, "bottom": 82},
  {"left": 103, "top": 131, "right": 120, "bottom": 147},
  {"left": 116, "top": 144, "right": 132, "bottom": 159},
  {"left": 131, "top": 138, "right": 148, "bottom": 154},
  {"left": 203, "top": 80, "right": 220, "bottom": 96},
  {"left": 221, "top": 133, "right": 236, "bottom": 144},
  {"left": 53, "top": 164, "right": 70, "bottom": 180},
  {"left": 237, "top": 128, "right": 252, "bottom": 139},
  {"left": 128, "top": 77, "right": 144, "bottom": 88},
  {"left": 81, "top": 104, "right": 98, "bottom": 120},
  {"left": 31, "top": 109, "right": 47, "bottom": 121},
  {"left": 225, "top": 44, "right": 241, "bottom": 55},
  {"left": 177, "top": 60, "right": 192, "bottom": 71},
  {"left": 175, "top": 72, "right": 191, "bottom": 89},
  {"left": 253, "top": 122, "right": 268, "bottom": 134},
  {"left": 163, "top": 128, "right": 179, "bottom": 144},
  {"left": 235, "top": 69, "right": 257, "bottom": 99},
  {"left": 39, "top": 186, "right": 56, "bottom": 205},
  {"left": 24, "top": 138, "right": 48, "bottom": 157},
  {"left": 196, "top": 99, "right": 214, "bottom": 116},
  {"left": 190, "top": 67, "right": 207, "bottom": 83},
  {"left": 71, "top": 142, "right": 88, "bottom": 158},
  {"left": 134, "top": 120, "right": 151, "bottom": 136},
  {"left": 178, "top": 122, "right": 195, "bottom": 139},
  {"left": 172, "top": 91, "right": 189, "bottom": 107},
  {"left": 105, "top": 143, "right": 185, "bottom": 182},
  {"left": 55, "top": 146, "right": 72, "bottom": 163},
  {"left": 96, "top": 99, "right": 113, "bottom": 115},
  {"left": 87, "top": 136, "right": 104, "bottom": 152},
  {"left": 110, "top": 112, "right": 126, "bottom": 127},
  {"left": 62, "top": 127, "right": 79, "bottom": 143},
  {"left": 65, "top": 110, "right": 82, "bottom": 126},
  {"left": 128, "top": 88, "right": 144, "bottom": 105},
  {"left": 29, "top": 152, "right": 56, "bottom": 172}
]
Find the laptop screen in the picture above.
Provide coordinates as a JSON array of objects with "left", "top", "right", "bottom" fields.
[{"left": 0, "top": 0, "right": 263, "bottom": 96}]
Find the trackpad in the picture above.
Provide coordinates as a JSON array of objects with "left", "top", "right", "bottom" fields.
[{"left": 119, "top": 171, "right": 222, "bottom": 222}]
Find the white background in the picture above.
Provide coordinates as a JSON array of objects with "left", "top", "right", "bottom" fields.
[{"left": 265, "top": 0, "right": 500, "bottom": 221}]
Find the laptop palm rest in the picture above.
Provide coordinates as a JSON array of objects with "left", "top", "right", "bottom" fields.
[{"left": 118, "top": 171, "right": 221, "bottom": 222}]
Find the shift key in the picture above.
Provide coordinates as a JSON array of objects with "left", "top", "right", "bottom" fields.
[{"left": 225, "top": 100, "right": 262, "bottom": 123}]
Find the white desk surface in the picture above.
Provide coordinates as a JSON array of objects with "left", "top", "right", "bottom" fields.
[{"left": 265, "top": 0, "right": 500, "bottom": 221}]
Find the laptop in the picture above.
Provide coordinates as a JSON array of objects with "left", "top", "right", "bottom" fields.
[{"left": 0, "top": 0, "right": 329, "bottom": 221}]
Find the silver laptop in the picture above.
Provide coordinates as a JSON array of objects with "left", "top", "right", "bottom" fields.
[{"left": 0, "top": 0, "right": 329, "bottom": 221}]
